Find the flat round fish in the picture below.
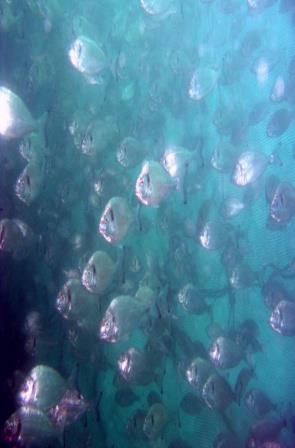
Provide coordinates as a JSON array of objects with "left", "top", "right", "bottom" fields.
[{"left": 0, "top": 87, "right": 40, "bottom": 139}]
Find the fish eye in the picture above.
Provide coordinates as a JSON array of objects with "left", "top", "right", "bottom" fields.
[
  {"left": 109, "top": 208, "right": 114, "bottom": 222},
  {"left": 25, "top": 175, "right": 31, "bottom": 187},
  {"left": 146, "top": 173, "right": 151, "bottom": 187},
  {"left": 92, "top": 264, "right": 96, "bottom": 275},
  {"left": 151, "top": 414, "right": 155, "bottom": 426}
]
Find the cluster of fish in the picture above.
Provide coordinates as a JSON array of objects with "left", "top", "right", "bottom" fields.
[{"left": 1, "top": 0, "right": 295, "bottom": 447}]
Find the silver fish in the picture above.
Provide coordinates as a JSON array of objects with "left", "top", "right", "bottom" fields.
[
  {"left": 140, "top": 0, "right": 177, "bottom": 18},
  {"left": 161, "top": 146, "right": 194, "bottom": 197},
  {"left": 267, "top": 108, "right": 293, "bottom": 138},
  {"left": 48, "top": 388, "right": 89, "bottom": 428},
  {"left": 117, "top": 347, "right": 155, "bottom": 385},
  {"left": 269, "top": 299, "right": 295, "bottom": 336},
  {"left": 82, "top": 250, "right": 116, "bottom": 294},
  {"left": 143, "top": 403, "right": 168, "bottom": 440},
  {"left": 189, "top": 67, "right": 219, "bottom": 101},
  {"left": 3, "top": 406, "right": 60, "bottom": 448},
  {"left": 15, "top": 161, "right": 44, "bottom": 205},
  {"left": 244, "top": 388, "right": 276, "bottom": 417},
  {"left": 68, "top": 35, "right": 108, "bottom": 84},
  {"left": 56, "top": 278, "right": 99, "bottom": 333},
  {"left": 0, "top": 218, "right": 34, "bottom": 259},
  {"left": 116, "top": 136, "right": 145, "bottom": 168},
  {"left": 135, "top": 160, "right": 174, "bottom": 206},
  {"left": 0, "top": 86, "right": 46, "bottom": 139},
  {"left": 232, "top": 150, "right": 274, "bottom": 186},
  {"left": 99, "top": 197, "right": 133, "bottom": 244},
  {"left": 269, "top": 181, "right": 295, "bottom": 225},
  {"left": 178, "top": 283, "right": 210, "bottom": 315},
  {"left": 99, "top": 295, "right": 148, "bottom": 342},
  {"left": 202, "top": 373, "right": 235, "bottom": 410},
  {"left": 17, "top": 365, "right": 67, "bottom": 411},
  {"left": 209, "top": 336, "right": 244, "bottom": 369}
]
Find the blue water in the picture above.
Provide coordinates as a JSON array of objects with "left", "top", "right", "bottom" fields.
[{"left": 1, "top": 1, "right": 295, "bottom": 447}]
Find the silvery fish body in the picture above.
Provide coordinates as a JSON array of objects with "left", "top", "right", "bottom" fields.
[
  {"left": 178, "top": 283, "right": 209, "bottom": 315},
  {"left": 161, "top": 146, "right": 192, "bottom": 186},
  {"left": 19, "top": 132, "right": 45, "bottom": 163},
  {"left": 116, "top": 136, "right": 145, "bottom": 168},
  {"left": 48, "top": 389, "right": 89, "bottom": 428},
  {"left": 219, "top": 197, "right": 245, "bottom": 218},
  {"left": 269, "top": 299, "right": 295, "bottom": 336},
  {"left": 17, "top": 365, "right": 67, "bottom": 411},
  {"left": 15, "top": 160, "right": 44, "bottom": 205},
  {"left": 232, "top": 150, "right": 270, "bottom": 186},
  {"left": 56, "top": 278, "right": 99, "bottom": 332},
  {"left": 140, "top": 0, "right": 177, "bottom": 18},
  {"left": 189, "top": 67, "right": 218, "bottom": 101},
  {"left": 99, "top": 196, "right": 133, "bottom": 244},
  {"left": 269, "top": 181, "right": 295, "bottom": 225},
  {"left": 69, "top": 35, "right": 107, "bottom": 83},
  {"left": 185, "top": 357, "right": 215, "bottom": 396},
  {"left": 244, "top": 388, "right": 275, "bottom": 417},
  {"left": 0, "top": 218, "right": 34, "bottom": 259},
  {"left": 82, "top": 250, "right": 116, "bottom": 294},
  {"left": 143, "top": 403, "right": 168, "bottom": 440},
  {"left": 202, "top": 373, "right": 235, "bottom": 410},
  {"left": 0, "top": 87, "right": 42, "bottom": 139},
  {"left": 209, "top": 336, "right": 244, "bottom": 369},
  {"left": 135, "top": 160, "right": 174, "bottom": 206},
  {"left": 3, "top": 406, "right": 59, "bottom": 448},
  {"left": 99, "top": 295, "right": 148, "bottom": 342},
  {"left": 117, "top": 347, "right": 155, "bottom": 385}
]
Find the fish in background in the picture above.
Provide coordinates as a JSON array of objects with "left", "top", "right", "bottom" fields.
[
  {"left": 267, "top": 181, "right": 295, "bottom": 228},
  {"left": 140, "top": 0, "right": 178, "bottom": 19},
  {"left": 235, "top": 367, "right": 255, "bottom": 405},
  {"left": 56, "top": 278, "right": 100, "bottom": 334},
  {"left": 267, "top": 109, "right": 293, "bottom": 138},
  {"left": 244, "top": 388, "right": 277, "bottom": 417},
  {"left": 0, "top": 218, "right": 35, "bottom": 259},
  {"left": 116, "top": 136, "right": 146, "bottom": 169},
  {"left": 161, "top": 145, "right": 196, "bottom": 204},
  {"left": 177, "top": 283, "right": 211, "bottom": 316},
  {"left": 188, "top": 66, "right": 219, "bottom": 101},
  {"left": 68, "top": 35, "right": 108, "bottom": 85},
  {"left": 117, "top": 347, "right": 158, "bottom": 386},
  {"left": 232, "top": 148, "right": 281, "bottom": 187},
  {"left": 143, "top": 402, "right": 169, "bottom": 440}
]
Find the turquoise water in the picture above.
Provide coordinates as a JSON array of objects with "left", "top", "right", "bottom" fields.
[{"left": 1, "top": 0, "right": 295, "bottom": 447}]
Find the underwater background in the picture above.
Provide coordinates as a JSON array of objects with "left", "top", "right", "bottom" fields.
[{"left": 1, "top": 0, "right": 295, "bottom": 447}]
